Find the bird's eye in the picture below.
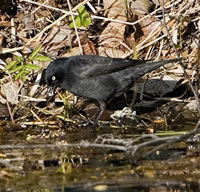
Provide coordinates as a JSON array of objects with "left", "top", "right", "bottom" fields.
[{"left": 52, "top": 76, "right": 56, "bottom": 81}]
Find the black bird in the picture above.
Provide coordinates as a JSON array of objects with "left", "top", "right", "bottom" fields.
[{"left": 40, "top": 55, "right": 181, "bottom": 126}]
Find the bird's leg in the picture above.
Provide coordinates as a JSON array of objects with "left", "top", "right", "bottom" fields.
[
  {"left": 92, "top": 100, "right": 106, "bottom": 127},
  {"left": 78, "top": 100, "right": 106, "bottom": 127}
]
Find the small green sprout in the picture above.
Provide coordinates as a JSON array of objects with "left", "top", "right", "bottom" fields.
[
  {"left": 69, "top": 5, "right": 91, "bottom": 28},
  {"left": 4, "top": 45, "right": 52, "bottom": 82}
]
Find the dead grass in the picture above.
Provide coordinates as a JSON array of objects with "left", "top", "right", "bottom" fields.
[{"left": 0, "top": 0, "right": 199, "bottom": 127}]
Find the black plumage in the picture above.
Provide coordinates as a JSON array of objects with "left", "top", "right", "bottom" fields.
[{"left": 40, "top": 55, "right": 181, "bottom": 126}]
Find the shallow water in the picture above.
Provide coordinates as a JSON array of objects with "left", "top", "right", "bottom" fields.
[{"left": 0, "top": 117, "right": 200, "bottom": 192}]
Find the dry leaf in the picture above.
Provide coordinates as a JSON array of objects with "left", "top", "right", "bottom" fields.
[
  {"left": 62, "top": 31, "right": 98, "bottom": 56},
  {"left": 98, "top": 46, "right": 130, "bottom": 58},
  {"left": 0, "top": 81, "right": 19, "bottom": 105},
  {"left": 42, "top": 25, "right": 73, "bottom": 55},
  {"left": 98, "top": 0, "right": 131, "bottom": 57},
  {"left": 127, "top": 0, "right": 153, "bottom": 15},
  {"left": 82, "top": 39, "right": 98, "bottom": 55},
  {"left": 135, "top": 16, "right": 161, "bottom": 48},
  {"left": 62, "top": 47, "right": 81, "bottom": 57},
  {"left": 152, "top": 0, "right": 170, "bottom": 7}
]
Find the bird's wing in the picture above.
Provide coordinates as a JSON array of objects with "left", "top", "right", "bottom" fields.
[
  {"left": 80, "top": 61, "right": 142, "bottom": 78},
  {"left": 72, "top": 55, "right": 145, "bottom": 78},
  {"left": 69, "top": 55, "right": 181, "bottom": 78}
]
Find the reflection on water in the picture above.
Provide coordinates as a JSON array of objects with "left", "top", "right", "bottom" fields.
[{"left": 0, "top": 119, "right": 200, "bottom": 192}]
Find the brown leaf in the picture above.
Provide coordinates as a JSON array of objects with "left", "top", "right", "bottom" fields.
[
  {"left": 0, "top": 82, "right": 19, "bottom": 105},
  {"left": 62, "top": 32, "right": 98, "bottom": 56},
  {"left": 98, "top": 0, "right": 130, "bottom": 57},
  {"left": 152, "top": 0, "right": 170, "bottom": 7},
  {"left": 98, "top": 47, "right": 130, "bottom": 58},
  {"left": 42, "top": 25, "right": 73, "bottom": 55},
  {"left": 134, "top": 16, "right": 161, "bottom": 49},
  {"left": 82, "top": 40, "right": 98, "bottom": 55},
  {"left": 127, "top": 0, "right": 153, "bottom": 15}
]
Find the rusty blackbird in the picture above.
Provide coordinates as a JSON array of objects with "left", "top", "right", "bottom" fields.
[{"left": 40, "top": 55, "right": 181, "bottom": 126}]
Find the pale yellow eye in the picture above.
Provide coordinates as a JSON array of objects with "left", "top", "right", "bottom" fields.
[{"left": 52, "top": 76, "right": 56, "bottom": 81}]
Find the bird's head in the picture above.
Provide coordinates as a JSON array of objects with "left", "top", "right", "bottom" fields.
[{"left": 40, "top": 61, "right": 64, "bottom": 97}]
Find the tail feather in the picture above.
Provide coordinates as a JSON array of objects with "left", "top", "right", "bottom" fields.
[{"left": 131, "top": 57, "right": 181, "bottom": 79}]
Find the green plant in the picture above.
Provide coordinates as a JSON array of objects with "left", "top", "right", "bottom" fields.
[
  {"left": 69, "top": 5, "right": 91, "bottom": 28},
  {"left": 4, "top": 45, "right": 52, "bottom": 82},
  {"left": 57, "top": 158, "right": 72, "bottom": 174}
]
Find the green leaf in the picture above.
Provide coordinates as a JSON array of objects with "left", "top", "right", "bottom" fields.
[
  {"left": 23, "top": 69, "right": 31, "bottom": 74},
  {"left": 83, "top": 17, "right": 91, "bottom": 27},
  {"left": 4, "top": 60, "right": 19, "bottom": 72},
  {"left": 69, "top": 5, "right": 91, "bottom": 28},
  {"left": 21, "top": 72, "right": 26, "bottom": 82},
  {"left": 9, "top": 65, "right": 24, "bottom": 73},
  {"left": 76, "top": 17, "right": 81, "bottom": 27},
  {"left": 69, "top": 21, "right": 74, "bottom": 28},
  {"left": 27, "top": 45, "right": 42, "bottom": 61},
  {"left": 78, "top": 5, "right": 86, "bottom": 17},
  {"left": 15, "top": 70, "right": 25, "bottom": 81},
  {"left": 15, "top": 70, "right": 30, "bottom": 81},
  {"left": 32, "top": 55, "right": 52, "bottom": 62},
  {"left": 78, "top": 5, "right": 84, "bottom": 12},
  {"left": 16, "top": 56, "right": 24, "bottom": 62},
  {"left": 24, "top": 63, "right": 40, "bottom": 70},
  {"left": 69, "top": 16, "right": 81, "bottom": 28}
]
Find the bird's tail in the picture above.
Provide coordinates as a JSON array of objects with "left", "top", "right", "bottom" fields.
[{"left": 132, "top": 57, "right": 181, "bottom": 78}]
